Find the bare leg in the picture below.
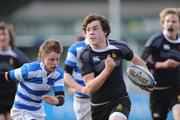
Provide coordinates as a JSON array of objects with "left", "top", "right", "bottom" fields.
[
  {"left": 172, "top": 104, "right": 180, "bottom": 120},
  {"left": 5, "top": 112, "right": 11, "bottom": 120},
  {"left": 0, "top": 114, "right": 5, "bottom": 120}
]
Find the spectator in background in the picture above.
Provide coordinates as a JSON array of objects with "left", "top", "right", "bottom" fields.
[
  {"left": 0, "top": 39, "right": 65, "bottom": 120},
  {"left": 0, "top": 22, "right": 29, "bottom": 120},
  {"left": 78, "top": 13, "right": 148, "bottom": 120},
  {"left": 64, "top": 34, "right": 92, "bottom": 120},
  {"left": 141, "top": 8, "right": 180, "bottom": 120}
]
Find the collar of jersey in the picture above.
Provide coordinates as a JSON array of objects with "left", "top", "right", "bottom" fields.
[
  {"left": 163, "top": 30, "right": 180, "bottom": 43},
  {"left": 0, "top": 46, "right": 17, "bottom": 57},
  {"left": 40, "top": 61, "right": 47, "bottom": 73},
  {"left": 91, "top": 40, "right": 118, "bottom": 52}
]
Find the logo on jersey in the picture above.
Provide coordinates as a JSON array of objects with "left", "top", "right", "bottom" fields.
[
  {"left": 116, "top": 103, "right": 123, "bottom": 111},
  {"left": 93, "top": 56, "right": 100, "bottom": 62},
  {"left": 9, "top": 58, "right": 14, "bottom": 65},
  {"left": 153, "top": 113, "right": 160, "bottom": 118},
  {"left": 111, "top": 52, "right": 117, "bottom": 59},
  {"left": 177, "top": 95, "right": 180, "bottom": 102},
  {"left": 163, "top": 44, "right": 170, "bottom": 50}
]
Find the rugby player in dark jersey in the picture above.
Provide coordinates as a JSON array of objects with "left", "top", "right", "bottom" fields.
[
  {"left": 141, "top": 8, "right": 180, "bottom": 120},
  {"left": 78, "top": 13, "right": 148, "bottom": 120},
  {"left": 0, "top": 22, "right": 29, "bottom": 120}
]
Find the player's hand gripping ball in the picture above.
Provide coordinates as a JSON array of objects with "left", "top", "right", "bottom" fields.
[{"left": 127, "top": 64, "right": 156, "bottom": 88}]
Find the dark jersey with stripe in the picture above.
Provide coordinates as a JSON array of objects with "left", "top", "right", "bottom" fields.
[
  {"left": 79, "top": 39, "right": 134, "bottom": 104},
  {"left": 141, "top": 32, "right": 180, "bottom": 87},
  {"left": 0, "top": 55, "right": 22, "bottom": 91},
  {"left": 0, "top": 47, "right": 28, "bottom": 93},
  {"left": 0, "top": 47, "right": 28, "bottom": 113}
]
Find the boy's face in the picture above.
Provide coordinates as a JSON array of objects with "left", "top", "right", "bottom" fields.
[
  {"left": 42, "top": 51, "right": 60, "bottom": 73},
  {"left": 85, "top": 20, "right": 107, "bottom": 48},
  {"left": 0, "top": 28, "right": 10, "bottom": 49},
  {"left": 163, "top": 14, "right": 179, "bottom": 39}
]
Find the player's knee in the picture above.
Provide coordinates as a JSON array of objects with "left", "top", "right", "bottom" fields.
[
  {"left": 172, "top": 104, "right": 180, "bottom": 118},
  {"left": 152, "top": 112, "right": 167, "bottom": 120},
  {"left": 0, "top": 114, "right": 6, "bottom": 120},
  {"left": 172, "top": 104, "right": 180, "bottom": 112},
  {"left": 109, "top": 112, "right": 127, "bottom": 120}
]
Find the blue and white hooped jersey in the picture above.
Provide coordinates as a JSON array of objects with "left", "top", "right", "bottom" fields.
[
  {"left": 9, "top": 61, "right": 64, "bottom": 111},
  {"left": 65, "top": 40, "right": 89, "bottom": 97}
]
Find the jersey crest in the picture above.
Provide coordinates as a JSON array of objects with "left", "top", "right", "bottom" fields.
[
  {"left": 92, "top": 56, "right": 100, "bottom": 62},
  {"left": 163, "top": 44, "right": 170, "bottom": 50}
]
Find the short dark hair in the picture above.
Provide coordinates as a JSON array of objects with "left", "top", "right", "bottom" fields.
[{"left": 82, "top": 13, "right": 111, "bottom": 37}]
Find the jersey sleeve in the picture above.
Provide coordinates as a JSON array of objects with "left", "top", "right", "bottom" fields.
[
  {"left": 64, "top": 44, "right": 77, "bottom": 68},
  {"left": 14, "top": 47, "right": 29, "bottom": 64},
  {"left": 113, "top": 40, "right": 134, "bottom": 61},
  {"left": 121, "top": 44, "right": 134, "bottom": 61},
  {"left": 141, "top": 33, "right": 161, "bottom": 69},
  {"left": 53, "top": 67, "right": 65, "bottom": 96},
  {"left": 78, "top": 47, "right": 93, "bottom": 76},
  {"left": 9, "top": 63, "right": 29, "bottom": 82},
  {"left": 64, "top": 45, "right": 76, "bottom": 75},
  {"left": 141, "top": 36, "right": 156, "bottom": 61}
]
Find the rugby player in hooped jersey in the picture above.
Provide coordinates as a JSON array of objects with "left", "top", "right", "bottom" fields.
[
  {"left": 141, "top": 8, "right": 180, "bottom": 120},
  {"left": 64, "top": 35, "right": 92, "bottom": 120},
  {"left": 0, "top": 39, "right": 65, "bottom": 120},
  {"left": 78, "top": 13, "right": 148, "bottom": 120}
]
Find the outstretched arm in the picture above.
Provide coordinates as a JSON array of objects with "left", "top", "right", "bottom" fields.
[
  {"left": 131, "top": 54, "right": 147, "bottom": 68},
  {"left": 64, "top": 65, "right": 89, "bottom": 95},
  {"left": 64, "top": 73, "right": 90, "bottom": 95},
  {"left": 130, "top": 54, "right": 155, "bottom": 92},
  {"left": 155, "top": 59, "right": 180, "bottom": 69}
]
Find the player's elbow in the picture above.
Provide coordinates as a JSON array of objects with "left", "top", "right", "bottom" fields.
[{"left": 87, "top": 83, "right": 97, "bottom": 94}]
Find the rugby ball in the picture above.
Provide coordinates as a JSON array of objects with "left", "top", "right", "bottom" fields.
[{"left": 127, "top": 64, "right": 155, "bottom": 88}]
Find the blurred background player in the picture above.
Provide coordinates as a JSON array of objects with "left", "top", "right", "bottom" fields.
[
  {"left": 79, "top": 13, "right": 148, "bottom": 120},
  {"left": 141, "top": 8, "right": 180, "bottom": 120},
  {"left": 64, "top": 34, "right": 91, "bottom": 120},
  {"left": 0, "top": 22, "right": 29, "bottom": 120},
  {"left": 0, "top": 39, "right": 65, "bottom": 120}
]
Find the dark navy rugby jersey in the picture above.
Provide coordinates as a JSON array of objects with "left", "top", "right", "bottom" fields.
[
  {"left": 141, "top": 32, "right": 180, "bottom": 87},
  {"left": 79, "top": 39, "right": 134, "bottom": 104},
  {"left": 0, "top": 47, "right": 29, "bottom": 93}
]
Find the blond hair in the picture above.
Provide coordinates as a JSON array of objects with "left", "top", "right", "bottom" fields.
[
  {"left": 159, "top": 8, "right": 178, "bottom": 26},
  {"left": 176, "top": 8, "right": 180, "bottom": 21},
  {"left": 38, "top": 39, "right": 63, "bottom": 60}
]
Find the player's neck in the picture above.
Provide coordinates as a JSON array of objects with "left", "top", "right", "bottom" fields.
[
  {"left": 0, "top": 45, "right": 10, "bottom": 51},
  {"left": 47, "top": 72, "right": 51, "bottom": 76},
  {"left": 91, "top": 39, "right": 107, "bottom": 49}
]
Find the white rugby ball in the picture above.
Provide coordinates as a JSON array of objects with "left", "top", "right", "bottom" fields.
[{"left": 127, "top": 64, "right": 155, "bottom": 88}]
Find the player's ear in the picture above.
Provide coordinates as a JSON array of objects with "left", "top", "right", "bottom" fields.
[
  {"left": 41, "top": 56, "right": 45, "bottom": 62},
  {"left": 104, "top": 32, "right": 107, "bottom": 37}
]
